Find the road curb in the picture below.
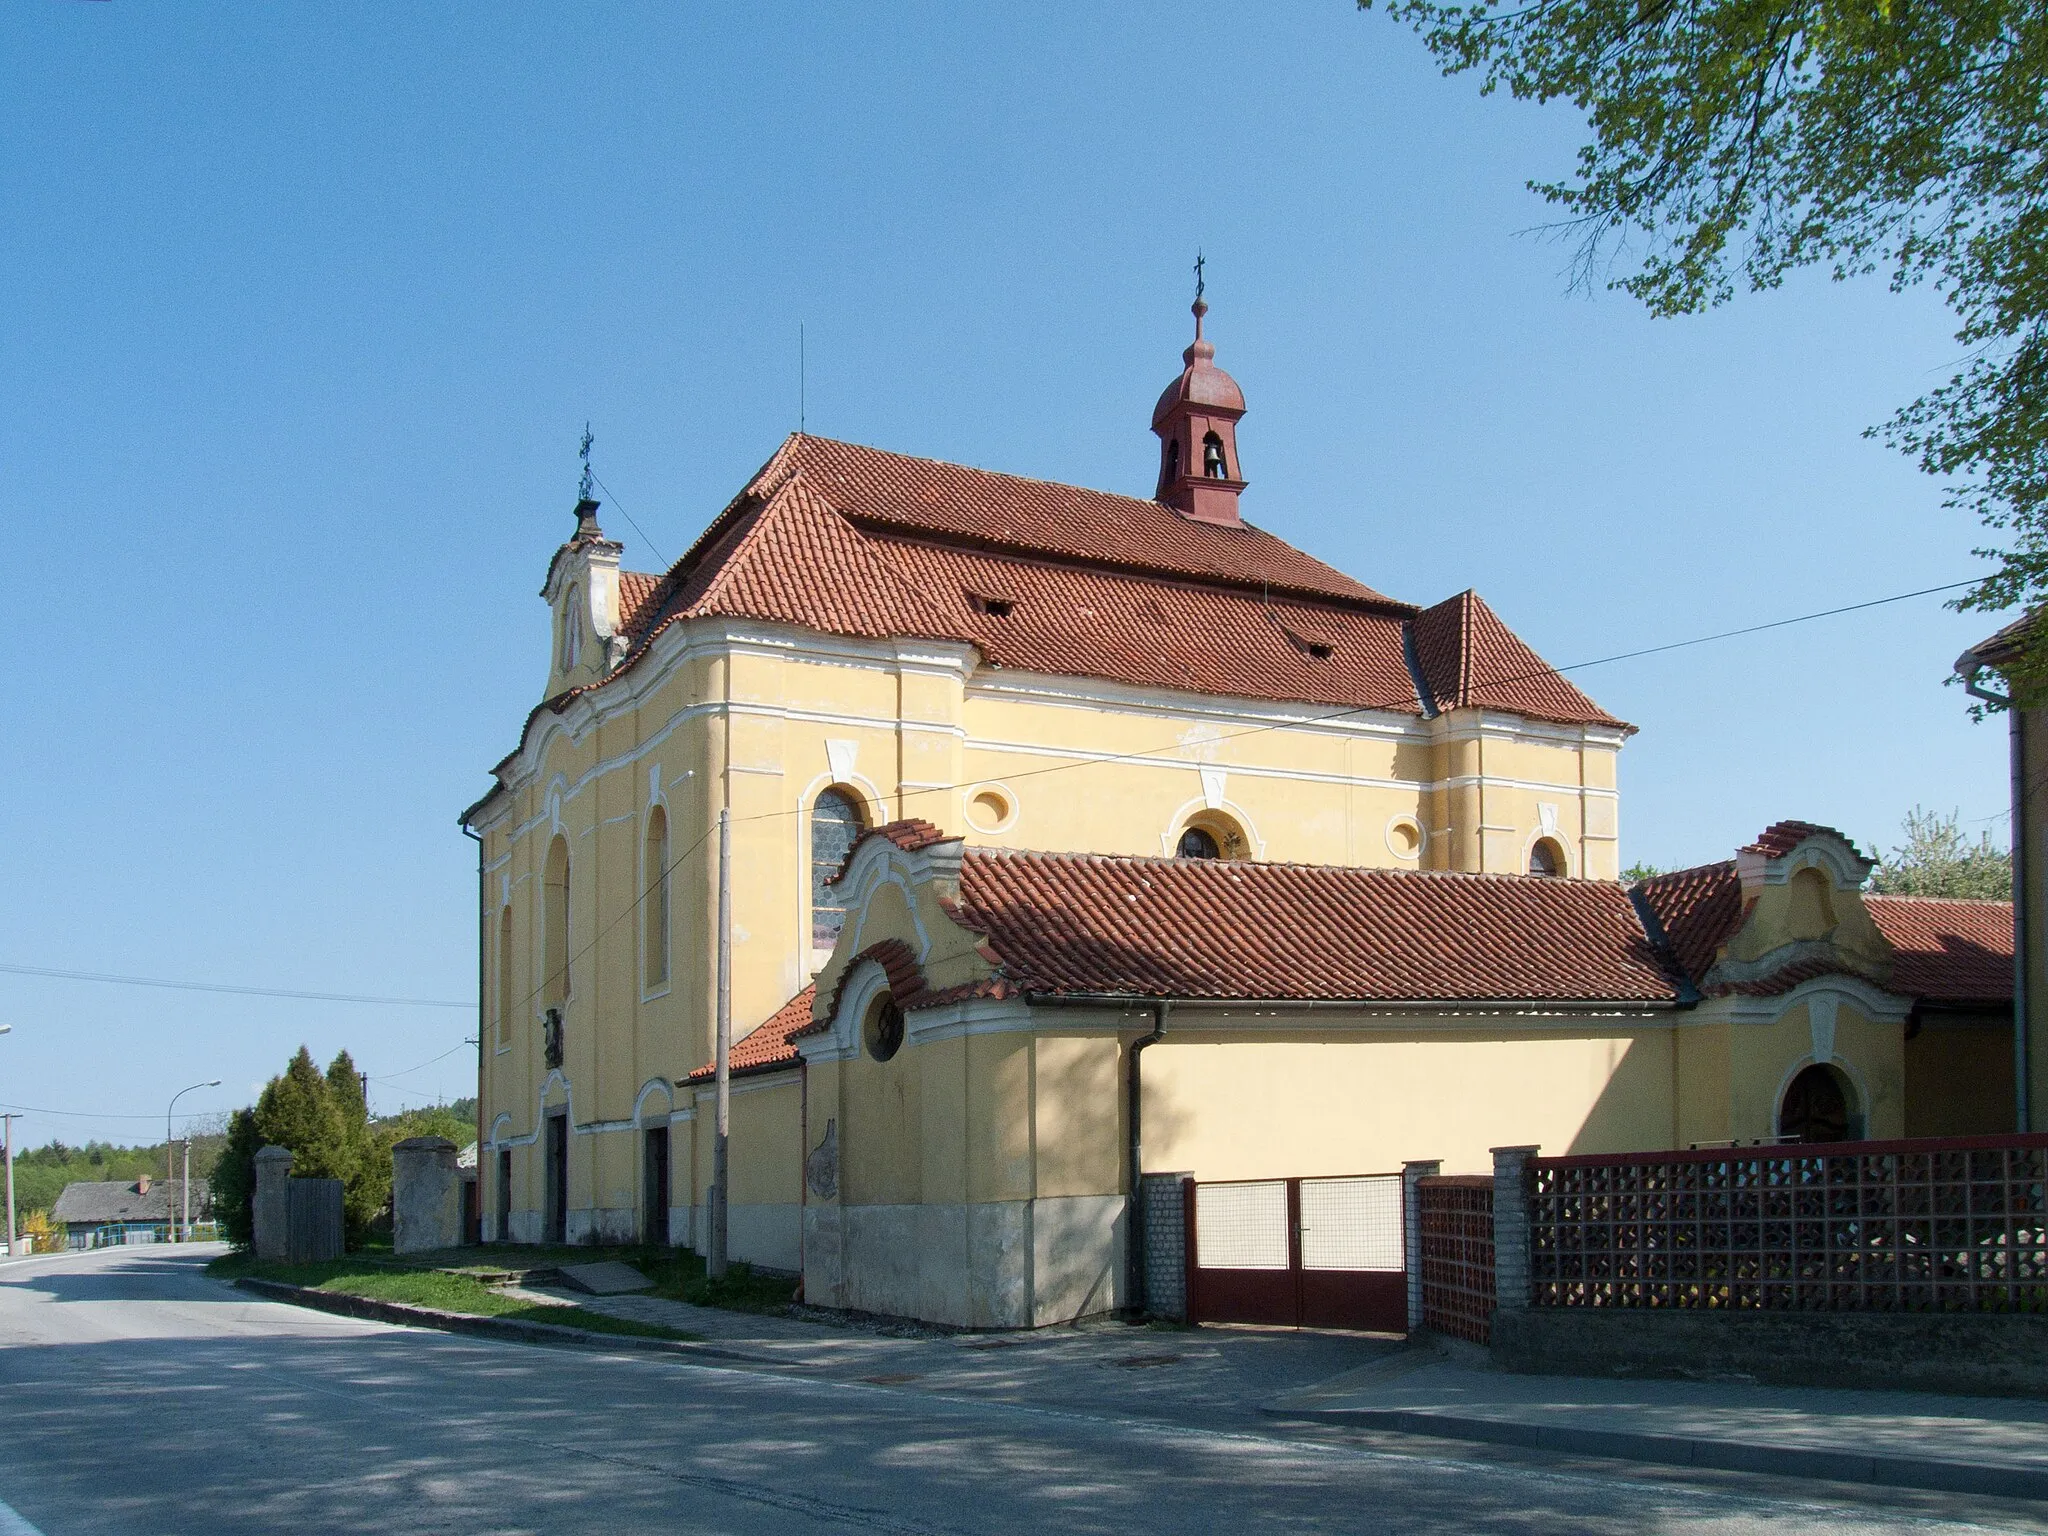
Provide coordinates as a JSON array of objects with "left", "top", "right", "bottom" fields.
[
  {"left": 1268, "top": 1403, "right": 2048, "bottom": 1500},
  {"left": 231, "top": 1276, "right": 807, "bottom": 1371}
]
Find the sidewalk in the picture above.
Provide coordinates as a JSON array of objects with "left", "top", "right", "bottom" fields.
[
  {"left": 1266, "top": 1350, "right": 2048, "bottom": 1499},
  {"left": 506, "top": 1280, "right": 1402, "bottom": 1426}
]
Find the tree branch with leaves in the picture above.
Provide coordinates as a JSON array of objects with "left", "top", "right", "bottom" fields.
[{"left": 1363, "top": 0, "right": 2048, "bottom": 684}]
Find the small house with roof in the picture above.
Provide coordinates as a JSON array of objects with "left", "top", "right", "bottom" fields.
[{"left": 52, "top": 1176, "right": 212, "bottom": 1248}]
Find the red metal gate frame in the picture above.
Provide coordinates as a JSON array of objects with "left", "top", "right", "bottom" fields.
[{"left": 1186, "top": 1174, "right": 1407, "bottom": 1333}]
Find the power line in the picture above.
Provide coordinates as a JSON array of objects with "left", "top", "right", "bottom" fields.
[
  {"left": 588, "top": 471, "right": 667, "bottom": 568},
  {"left": 366, "top": 1041, "right": 476, "bottom": 1083},
  {"left": 0, "top": 962, "right": 471, "bottom": 1010}
]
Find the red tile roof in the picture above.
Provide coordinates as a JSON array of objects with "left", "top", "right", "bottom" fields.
[
  {"left": 1633, "top": 862, "right": 1743, "bottom": 986},
  {"left": 682, "top": 985, "right": 815, "bottom": 1082},
  {"left": 948, "top": 848, "right": 1677, "bottom": 1004},
  {"left": 1634, "top": 860, "right": 2014, "bottom": 1006},
  {"left": 616, "top": 570, "right": 663, "bottom": 635},
  {"left": 1741, "top": 821, "right": 1861, "bottom": 859},
  {"left": 1868, "top": 895, "right": 2014, "bottom": 1005},
  {"left": 580, "top": 435, "right": 1623, "bottom": 733},
  {"left": 764, "top": 435, "right": 1386, "bottom": 604},
  {"left": 1410, "top": 591, "right": 1622, "bottom": 729}
]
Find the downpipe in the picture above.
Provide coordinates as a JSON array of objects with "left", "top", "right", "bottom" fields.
[
  {"left": 1125, "top": 1000, "right": 1169, "bottom": 1319},
  {"left": 1962, "top": 661, "right": 2029, "bottom": 1132}
]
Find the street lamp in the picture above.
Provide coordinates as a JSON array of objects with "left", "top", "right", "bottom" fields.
[
  {"left": 1, "top": 1026, "right": 13, "bottom": 1258},
  {"left": 166, "top": 1080, "right": 221, "bottom": 1244}
]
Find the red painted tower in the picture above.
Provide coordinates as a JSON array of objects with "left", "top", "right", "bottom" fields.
[{"left": 1151, "top": 287, "right": 1248, "bottom": 527}]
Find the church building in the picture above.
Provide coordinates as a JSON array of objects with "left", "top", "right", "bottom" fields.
[{"left": 460, "top": 296, "right": 2013, "bottom": 1325}]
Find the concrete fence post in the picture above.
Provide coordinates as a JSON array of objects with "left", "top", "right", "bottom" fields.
[
  {"left": 1401, "top": 1159, "right": 1441, "bottom": 1334},
  {"left": 252, "top": 1145, "right": 294, "bottom": 1263},
  {"left": 1490, "top": 1145, "right": 1539, "bottom": 1313}
]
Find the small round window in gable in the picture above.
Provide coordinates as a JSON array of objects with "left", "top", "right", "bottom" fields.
[{"left": 965, "top": 784, "right": 1016, "bottom": 834}]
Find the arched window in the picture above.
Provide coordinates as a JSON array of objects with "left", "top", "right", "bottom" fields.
[
  {"left": 542, "top": 836, "right": 570, "bottom": 1009},
  {"left": 1164, "top": 439, "right": 1181, "bottom": 482},
  {"left": 644, "top": 806, "right": 670, "bottom": 990},
  {"left": 1202, "top": 432, "right": 1227, "bottom": 478},
  {"left": 1779, "top": 1063, "right": 1853, "bottom": 1143},
  {"left": 495, "top": 906, "right": 514, "bottom": 1049},
  {"left": 1175, "top": 810, "right": 1249, "bottom": 860},
  {"left": 560, "top": 587, "right": 582, "bottom": 670},
  {"left": 811, "top": 787, "right": 867, "bottom": 952},
  {"left": 1529, "top": 838, "right": 1565, "bottom": 877}
]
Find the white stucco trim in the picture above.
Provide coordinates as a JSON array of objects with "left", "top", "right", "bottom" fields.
[
  {"left": 632, "top": 1078, "right": 675, "bottom": 1127},
  {"left": 805, "top": 957, "right": 895, "bottom": 1064},
  {"left": 1718, "top": 974, "right": 1913, "bottom": 1029}
]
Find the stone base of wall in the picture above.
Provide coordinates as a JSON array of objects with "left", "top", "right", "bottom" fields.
[
  {"left": 803, "top": 1195, "right": 1125, "bottom": 1328},
  {"left": 566, "top": 1207, "right": 636, "bottom": 1246},
  {"left": 1492, "top": 1307, "right": 2048, "bottom": 1398}
]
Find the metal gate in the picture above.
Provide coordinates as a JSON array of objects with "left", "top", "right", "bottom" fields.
[{"left": 1188, "top": 1174, "right": 1405, "bottom": 1332}]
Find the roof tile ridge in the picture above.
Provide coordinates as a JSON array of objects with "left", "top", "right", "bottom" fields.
[
  {"left": 797, "top": 432, "right": 1184, "bottom": 510},
  {"left": 852, "top": 520, "right": 1418, "bottom": 615},
  {"left": 1866, "top": 891, "right": 2013, "bottom": 906},
  {"left": 1638, "top": 859, "right": 1738, "bottom": 886},
  {"left": 962, "top": 844, "right": 1632, "bottom": 886},
  {"left": 1459, "top": 588, "right": 1478, "bottom": 705}
]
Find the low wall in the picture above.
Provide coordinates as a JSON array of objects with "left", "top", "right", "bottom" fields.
[{"left": 1492, "top": 1307, "right": 2048, "bottom": 1398}]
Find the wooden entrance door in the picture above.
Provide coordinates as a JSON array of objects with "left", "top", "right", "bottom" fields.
[
  {"left": 544, "top": 1111, "right": 568, "bottom": 1244},
  {"left": 643, "top": 1126, "right": 670, "bottom": 1246},
  {"left": 1188, "top": 1174, "right": 1406, "bottom": 1332}
]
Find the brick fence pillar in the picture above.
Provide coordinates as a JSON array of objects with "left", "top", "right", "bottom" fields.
[
  {"left": 1401, "top": 1159, "right": 1441, "bottom": 1334},
  {"left": 1490, "top": 1145, "right": 1538, "bottom": 1313}
]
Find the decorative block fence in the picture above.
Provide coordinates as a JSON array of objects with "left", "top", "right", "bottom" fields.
[
  {"left": 1415, "top": 1174, "right": 1495, "bottom": 1343},
  {"left": 1417, "top": 1134, "right": 2048, "bottom": 1344}
]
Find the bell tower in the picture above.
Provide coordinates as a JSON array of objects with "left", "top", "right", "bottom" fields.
[{"left": 1151, "top": 265, "right": 1247, "bottom": 527}]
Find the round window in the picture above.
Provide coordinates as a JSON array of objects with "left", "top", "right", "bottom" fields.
[
  {"left": 1386, "top": 817, "right": 1423, "bottom": 859},
  {"left": 967, "top": 787, "right": 1013, "bottom": 832},
  {"left": 864, "top": 994, "right": 904, "bottom": 1063}
]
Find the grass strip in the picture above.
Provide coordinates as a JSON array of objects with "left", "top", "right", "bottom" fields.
[{"left": 208, "top": 1252, "right": 701, "bottom": 1342}]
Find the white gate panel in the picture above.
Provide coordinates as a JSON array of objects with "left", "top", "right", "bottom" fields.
[
  {"left": 1299, "top": 1175, "right": 1402, "bottom": 1271},
  {"left": 1193, "top": 1180, "right": 1288, "bottom": 1269}
]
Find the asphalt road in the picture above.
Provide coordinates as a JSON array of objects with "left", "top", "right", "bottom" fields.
[{"left": 0, "top": 1245, "right": 2041, "bottom": 1536}]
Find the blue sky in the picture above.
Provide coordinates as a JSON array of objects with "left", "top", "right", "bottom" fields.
[{"left": 0, "top": 3, "right": 2004, "bottom": 1148}]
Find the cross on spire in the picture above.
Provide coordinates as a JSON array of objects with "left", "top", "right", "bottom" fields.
[
  {"left": 577, "top": 422, "right": 595, "bottom": 503},
  {"left": 1193, "top": 250, "right": 1205, "bottom": 303}
]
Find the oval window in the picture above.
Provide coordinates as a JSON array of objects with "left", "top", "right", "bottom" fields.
[{"left": 865, "top": 994, "right": 904, "bottom": 1063}]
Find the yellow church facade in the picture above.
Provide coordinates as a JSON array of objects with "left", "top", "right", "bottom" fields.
[
  {"left": 461, "top": 305, "right": 1629, "bottom": 1251},
  {"left": 461, "top": 304, "right": 2012, "bottom": 1318}
]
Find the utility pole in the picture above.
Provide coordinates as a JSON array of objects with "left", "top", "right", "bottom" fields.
[
  {"left": 710, "top": 806, "right": 732, "bottom": 1279},
  {"left": 2, "top": 1113, "right": 18, "bottom": 1258}
]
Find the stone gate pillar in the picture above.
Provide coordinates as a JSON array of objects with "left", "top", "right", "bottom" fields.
[
  {"left": 253, "top": 1145, "right": 294, "bottom": 1262},
  {"left": 391, "top": 1137, "right": 464, "bottom": 1255}
]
